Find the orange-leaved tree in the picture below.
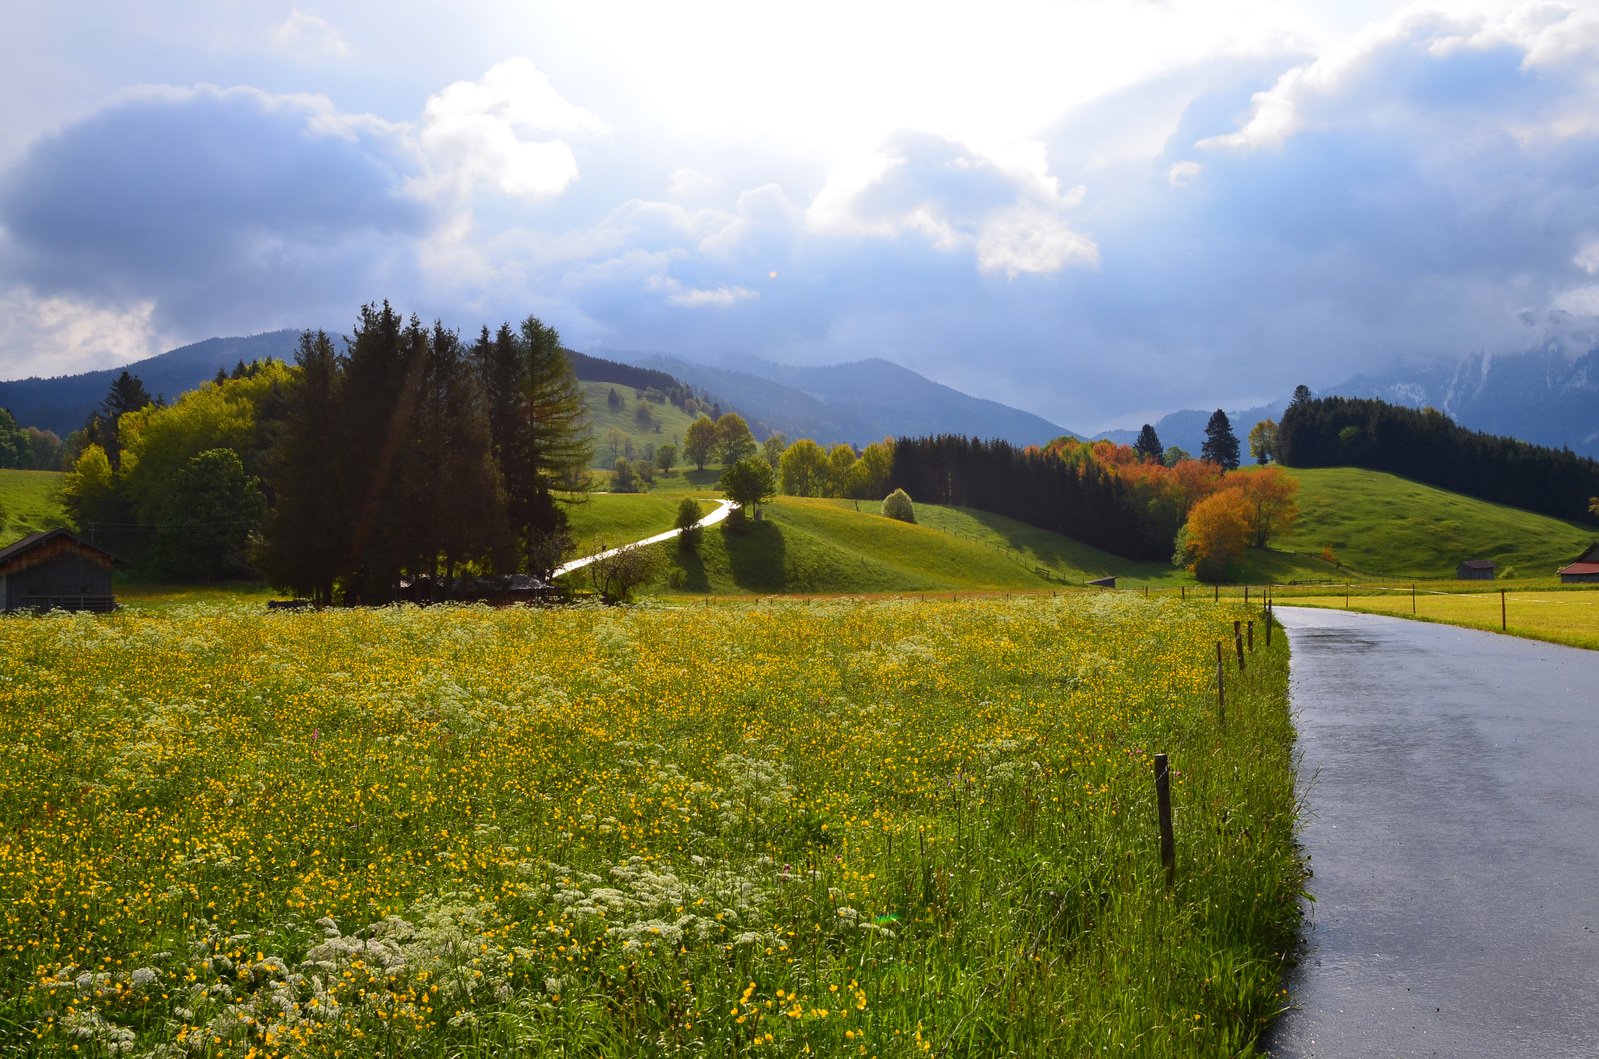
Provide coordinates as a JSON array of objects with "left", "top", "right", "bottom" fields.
[
  {"left": 1175, "top": 488, "right": 1253, "bottom": 581},
  {"left": 1229, "top": 466, "right": 1300, "bottom": 547}
]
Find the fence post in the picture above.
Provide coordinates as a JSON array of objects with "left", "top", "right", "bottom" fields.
[
  {"left": 1412, "top": 584, "right": 1417, "bottom": 615},
  {"left": 1245, "top": 585, "right": 1250, "bottom": 605},
  {"left": 1266, "top": 602, "right": 1273, "bottom": 647},
  {"left": 1214, "top": 585, "right": 1219, "bottom": 603},
  {"left": 1181, "top": 586, "right": 1186, "bottom": 601},
  {"left": 1502, "top": 589, "right": 1507, "bottom": 631},
  {"left": 1234, "top": 621, "right": 1246, "bottom": 671},
  {"left": 1154, "top": 753, "right": 1175, "bottom": 886}
]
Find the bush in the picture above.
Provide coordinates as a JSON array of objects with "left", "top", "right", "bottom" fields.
[
  {"left": 883, "top": 488, "right": 915, "bottom": 523},
  {"left": 675, "top": 497, "right": 703, "bottom": 553}
]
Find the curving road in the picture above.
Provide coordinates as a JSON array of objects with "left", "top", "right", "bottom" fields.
[
  {"left": 1264, "top": 607, "right": 1599, "bottom": 1058},
  {"left": 552, "top": 498, "right": 736, "bottom": 579}
]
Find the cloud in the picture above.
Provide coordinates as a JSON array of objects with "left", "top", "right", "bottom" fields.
[
  {"left": 0, "top": 83, "right": 431, "bottom": 350},
  {"left": 0, "top": 287, "right": 165, "bottom": 380},
  {"left": 807, "top": 131, "right": 1097, "bottom": 276},
  {"left": 414, "top": 58, "right": 608, "bottom": 205},
  {"left": 271, "top": 9, "right": 351, "bottom": 60}
]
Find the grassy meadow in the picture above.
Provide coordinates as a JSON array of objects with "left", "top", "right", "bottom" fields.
[
  {"left": 1280, "top": 587, "right": 1599, "bottom": 650},
  {"left": 0, "top": 468, "right": 69, "bottom": 539},
  {"left": 1276, "top": 466, "right": 1593, "bottom": 580},
  {"left": 1, "top": 595, "right": 1300, "bottom": 1057}
]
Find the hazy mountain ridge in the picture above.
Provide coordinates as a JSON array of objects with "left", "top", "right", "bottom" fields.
[
  {"left": 1102, "top": 342, "right": 1599, "bottom": 461},
  {"left": 0, "top": 331, "right": 307, "bottom": 437},
  {"left": 621, "top": 353, "right": 1074, "bottom": 447}
]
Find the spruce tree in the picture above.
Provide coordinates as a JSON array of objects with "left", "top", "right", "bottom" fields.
[
  {"left": 1201, "top": 409, "right": 1241, "bottom": 470},
  {"left": 1133, "top": 424, "right": 1164, "bottom": 463}
]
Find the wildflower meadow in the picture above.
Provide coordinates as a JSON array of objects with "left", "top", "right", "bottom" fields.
[{"left": 1, "top": 595, "right": 1301, "bottom": 1057}]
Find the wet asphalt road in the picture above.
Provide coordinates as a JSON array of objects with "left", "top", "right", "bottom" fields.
[{"left": 1263, "top": 607, "right": 1599, "bottom": 1058}]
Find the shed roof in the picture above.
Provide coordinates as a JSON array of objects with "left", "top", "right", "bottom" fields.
[
  {"left": 0, "top": 529, "right": 120, "bottom": 574},
  {"left": 1458, "top": 559, "right": 1497, "bottom": 570},
  {"left": 1559, "top": 562, "right": 1599, "bottom": 576}
]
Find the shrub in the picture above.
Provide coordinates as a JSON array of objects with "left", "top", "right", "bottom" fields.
[
  {"left": 675, "top": 497, "right": 703, "bottom": 553},
  {"left": 883, "top": 488, "right": 915, "bottom": 523}
]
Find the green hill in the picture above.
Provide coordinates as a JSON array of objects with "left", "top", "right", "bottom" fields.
[
  {"left": 0, "top": 469, "right": 69, "bottom": 542},
  {"left": 1276, "top": 466, "right": 1593, "bottom": 579},
  {"left": 582, "top": 381, "right": 705, "bottom": 471}
]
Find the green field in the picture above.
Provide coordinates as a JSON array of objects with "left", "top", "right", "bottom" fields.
[
  {"left": 0, "top": 595, "right": 1300, "bottom": 1057},
  {"left": 1283, "top": 587, "right": 1599, "bottom": 650},
  {"left": 0, "top": 468, "right": 69, "bottom": 539},
  {"left": 582, "top": 382, "right": 704, "bottom": 471},
  {"left": 1276, "top": 466, "right": 1593, "bottom": 580}
]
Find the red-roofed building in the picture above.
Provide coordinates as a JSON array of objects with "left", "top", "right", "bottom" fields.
[{"left": 1557, "top": 543, "right": 1599, "bottom": 584}]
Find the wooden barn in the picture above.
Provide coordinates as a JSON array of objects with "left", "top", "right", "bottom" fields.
[
  {"left": 0, "top": 529, "right": 119, "bottom": 612},
  {"left": 1456, "top": 559, "right": 1497, "bottom": 580},
  {"left": 1558, "top": 542, "right": 1599, "bottom": 584}
]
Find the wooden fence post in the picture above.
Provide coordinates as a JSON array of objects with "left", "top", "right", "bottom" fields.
[
  {"left": 1501, "top": 589, "right": 1507, "bottom": 631},
  {"left": 1214, "top": 585, "right": 1219, "bottom": 603},
  {"left": 1233, "top": 620, "right": 1245, "bottom": 671},
  {"left": 1412, "top": 584, "right": 1417, "bottom": 615},
  {"left": 1245, "top": 585, "right": 1250, "bottom": 605},
  {"left": 1265, "top": 603, "right": 1273, "bottom": 647},
  {"left": 1154, "top": 753, "right": 1175, "bottom": 886}
]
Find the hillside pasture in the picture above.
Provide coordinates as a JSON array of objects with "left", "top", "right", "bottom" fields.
[
  {"left": 0, "top": 468, "right": 69, "bottom": 540},
  {"left": 0, "top": 595, "right": 1300, "bottom": 1057},
  {"left": 1276, "top": 467, "right": 1593, "bottom": 579}
]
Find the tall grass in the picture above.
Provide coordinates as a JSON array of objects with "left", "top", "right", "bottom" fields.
[{"left": 1, "top": 595, "right": 1300, "bottom": 1056}]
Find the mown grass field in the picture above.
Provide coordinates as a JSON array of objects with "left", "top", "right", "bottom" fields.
[
  {"left": 1, "top": 596, "right": 1299, "bottom": 1057},
  {"left": 1281, "top": 587, "right": 1599, "bottom": 650},
  {"left": 1276, "top": 467, "right": 1593, "bottom": 579},
  {"left": 0, "top": 468, "right": 69, "bottom": 539}
]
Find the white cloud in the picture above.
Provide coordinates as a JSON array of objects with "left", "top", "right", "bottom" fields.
[
  {"left": 271, "top": 9, "right": 351, "bottom": 60},
  {"left": 1167, "top": 159, "right": 1203, "bottom": 187},
  {"left": 0, "top": 288, "right": 166, "bottom": 381},
  {"left": 414, "top": 58, "right": 608, "bottom": 204},
  {"left": 807, "top": 131, "right": 1098, "bottom": 275}
]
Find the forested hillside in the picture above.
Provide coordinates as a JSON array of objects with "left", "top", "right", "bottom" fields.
[{"left": 1278, "top": 391, "right": 1599, "bottom": 526}]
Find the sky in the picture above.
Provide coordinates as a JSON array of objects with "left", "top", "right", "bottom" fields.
[{"left": 3, "top": 0, "right": 1599, "bottom": 432}]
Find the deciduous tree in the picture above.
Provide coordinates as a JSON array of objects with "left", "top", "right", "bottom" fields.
[
  {"left": 1248, "top": 419, "right": 1278, "bottom": 464},
  {"left": 778, "top": 438, "right": 829, "bottom": 496},
  {"left": 684, "top": 414, "right": 718, "bottom": 470},
  {"left": 1175, "top": 489, "right": 1252, "bottom": 581},
  {"left": 719, "top": 455, "right": 776, "bottom": 518},
  {"left": 154, "top": 448, "right": 267, "bottom": 581},
  {"left": 715, "top": 412, "right": 758, "bottom": 465}
]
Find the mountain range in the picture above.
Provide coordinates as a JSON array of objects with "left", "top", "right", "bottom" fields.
[
  {"left": 1101, "top": 341, "right": 1599, "bottom": 462},
  {"left": 4, "top": 329, "right": 1595, "bottom": 460}
]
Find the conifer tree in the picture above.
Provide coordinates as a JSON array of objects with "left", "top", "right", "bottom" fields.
[{"left": 1201, "top": 409, "right": 1241, "bottom": 470}]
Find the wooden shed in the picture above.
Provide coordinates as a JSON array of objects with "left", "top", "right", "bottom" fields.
[
  {"left": 0, "top": 529, "right": 119, "bottom": 612},
  {"left": 1456, "top": 559, "right": 1497, "bottom": 580},
  {"left": 1558, "top": 542, "right": 1599, "bottom": 585}
]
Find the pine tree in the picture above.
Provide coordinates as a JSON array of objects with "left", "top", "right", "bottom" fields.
[
  {"left": 1133, "top": 424, "right": 1164, "bottom": 463},
  {"left": 259, "top": 330, "right": 347, "bottom": 606},
  {"left": 1201, "top": 409, "right": 1241, "bottom": 470}
]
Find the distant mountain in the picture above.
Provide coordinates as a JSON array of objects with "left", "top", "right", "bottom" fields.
[
  {"left": 618, "top": 353, "right": 1074, "bottom": 447},
  {"left": 0, "top": 331, "right": 307, "bottom": 437},
  {"left": 0, "top": 332, "right": 712, "bottom": 440},
  {"left": 1101, "top": 341, "right": 1599, "bottom": 461}
]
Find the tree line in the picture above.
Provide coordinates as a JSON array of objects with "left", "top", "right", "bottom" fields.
[
  {"left": 1276, "top": 389, "right": 1599, "bottom": 526},
  {"left": 60, "top": 303, "right": 592, "bottom": 603}
]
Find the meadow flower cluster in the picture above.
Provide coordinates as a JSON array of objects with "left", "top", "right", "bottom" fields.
[{"left": 0, "top": 594, "right": 1300, "bottom": 1056}]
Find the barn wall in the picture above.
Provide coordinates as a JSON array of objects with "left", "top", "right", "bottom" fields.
[{"left": 4, "top": 555, "right": 114, "bottom": 610}]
